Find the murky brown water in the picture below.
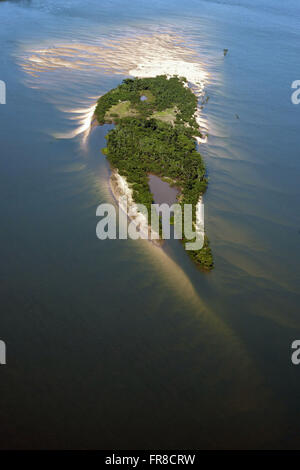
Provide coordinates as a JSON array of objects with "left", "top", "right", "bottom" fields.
[{"left": 148, "top": 174, "right": 179, "bottom": 205}]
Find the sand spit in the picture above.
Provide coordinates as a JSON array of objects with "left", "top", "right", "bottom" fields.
[
  {"left": 110, "top": 169, "right": 162, "bottom": 247},
  {"left": 52, "top": 102, "right": 97, "bottom": 142}
]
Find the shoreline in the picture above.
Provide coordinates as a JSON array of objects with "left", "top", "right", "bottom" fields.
[{"left": 109, "top": 168, "right": 163, "bottom": 247}]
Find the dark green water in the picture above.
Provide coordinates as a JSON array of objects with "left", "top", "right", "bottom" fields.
[{"left": 0, "top": 0, "right": 300, "bottom": 449}]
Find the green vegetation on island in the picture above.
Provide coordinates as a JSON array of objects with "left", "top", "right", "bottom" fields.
[{"left": 95, "top": 75, "right": 213, "bottom": 271}]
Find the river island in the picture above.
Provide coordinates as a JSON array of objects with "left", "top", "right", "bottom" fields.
[{"left": 95, "top": 75, "right": 213, "bottom": 271}]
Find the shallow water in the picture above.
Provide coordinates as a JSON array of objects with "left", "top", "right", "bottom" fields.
[{"left": 0, "top": 0, "right": 300, "bottom": 449}]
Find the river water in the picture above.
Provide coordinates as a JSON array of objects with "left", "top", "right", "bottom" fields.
[{"left": 0, "top": 0, "right": 300, "bottom": 449}]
